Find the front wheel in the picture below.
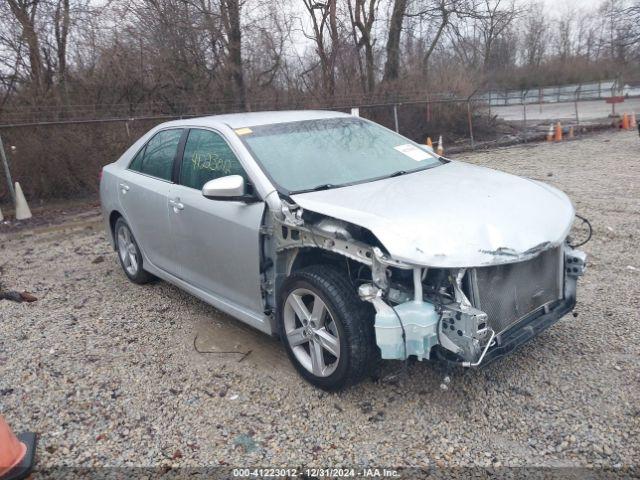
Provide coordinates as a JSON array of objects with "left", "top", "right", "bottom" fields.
[{"left": 277, "top": 265, "right": 377, "bottom": 390}]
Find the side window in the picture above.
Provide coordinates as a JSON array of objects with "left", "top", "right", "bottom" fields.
[
  {"left": 129, "top": 145, "right": 146, "bottom": 172},
  {"left": 130, "top": 129, "right": 183, "bottom": 181},
  {"left": 180, "top": 129, "right": 247, "bottom": 190}
]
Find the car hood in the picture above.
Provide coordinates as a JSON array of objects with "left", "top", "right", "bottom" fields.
[{"left": 290, "top": 161, "right": 574, "bottom": 267}]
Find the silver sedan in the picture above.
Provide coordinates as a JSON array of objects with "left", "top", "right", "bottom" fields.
[{"left": 100, "top": 110, "right": 587, "bottom": 390}]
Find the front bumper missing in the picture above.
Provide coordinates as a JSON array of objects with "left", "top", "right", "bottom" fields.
[
  {"left": 460, "top": 245, "right": 584, "bottom": 367},
  {"left": 364, "top": 245, "right": 585, "bottom": 368},
  {"left": 433, "top": 293, "right": 576, "bottom": 367},
  {"left": 439, "top": 247, "right": 582, "bottom": 368},
  {"left": 468, "top": 295, "right": 576, "bottom": 367}
]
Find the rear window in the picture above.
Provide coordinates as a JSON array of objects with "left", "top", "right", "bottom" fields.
[{"left": 129, "top": 129, "right": 183, "bottom": 181}]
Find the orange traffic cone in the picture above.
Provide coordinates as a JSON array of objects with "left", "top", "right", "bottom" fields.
[
  {"left": 568, "top": 126, "right": 575, "bottom": 139},
  {"left": 546, "top": 124, "right": 554, "bottom": 142},
  {"left": 0, "top": 416, "right": 36, "bottom": 479},
  {"left": 436, "top": 135, "right": 444, "bottom": 155},
  {"left": 426, "top": 137, "right": 433, "bottom": 148},
  {"left": 631, "top": 112, "right": 637, "bottom": 129},
  {"left": 554, "top": 122, "right": 563, "bottom": 141},
  {"left": 621, "top": 113, "right": 630, "bottom": 130}
]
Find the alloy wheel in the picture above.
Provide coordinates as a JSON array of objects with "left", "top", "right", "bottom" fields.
[{"left": 283, "top": 288, "right": 341, "bottom": 377}]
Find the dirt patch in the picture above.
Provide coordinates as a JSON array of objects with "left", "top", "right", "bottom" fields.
[{"left": 0, "top": 199, "right": 101, "bottom": 236}]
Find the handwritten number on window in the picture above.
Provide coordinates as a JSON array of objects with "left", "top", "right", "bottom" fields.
[{"left": 191, "top": 151, "right": 232, "bottom": 175}]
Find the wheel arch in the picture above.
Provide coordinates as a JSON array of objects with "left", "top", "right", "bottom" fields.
[
  {"left": 108, "top": 210, "right": 123, "bottom": 249},
  {"left": 289, "top": 247, "right": 351, "bottom": 274},
  {"left": 276, "top": 247, "right": 371, "bottom": 306}
]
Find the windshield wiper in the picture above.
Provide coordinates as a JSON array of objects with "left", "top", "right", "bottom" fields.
[
  {"left": 311, "top": 183, "right": 335, "bottom": 191},
  {"left": 387, "top": 170, "right": 408, "bottom": 178},
  {"left": 288, "top": 183, "right": 337, "bottom": 195}
]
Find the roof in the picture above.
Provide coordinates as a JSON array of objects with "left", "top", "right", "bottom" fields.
[{"left": 165, "top": 110, "right": 351, "bottom": 130}]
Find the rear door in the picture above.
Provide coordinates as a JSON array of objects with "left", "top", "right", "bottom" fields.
[
  {"left": 169, "top": 128, "right": 265, "bottom": 313},
  {"left": 118, "top": 128, "right": 185, "bottom": 275}
]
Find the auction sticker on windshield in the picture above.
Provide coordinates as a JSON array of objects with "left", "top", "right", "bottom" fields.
[{"left": 393, "top": 144, "right": 431, "bottom": 161}]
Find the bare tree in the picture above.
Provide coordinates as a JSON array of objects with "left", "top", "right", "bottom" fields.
[
  {"left": 383, "top": 0, "right": 408, "bottom": 83},
  {"left": 414, "top": 0, "right": 478, "bottom": 75},
  {"left": 244, "top": 5, "right": 288, "bottom": 91},
  {"left": 1, "top": 0, "right": 639, "bottom": 124},
  {"left": 629, "top": 1, "right": 640, "bottom": 46},
  {"left": 599, "top": 0, "right": 637, "bottom": 65},
  {"left": 301, "top": 0, "right": 339, "bottom": 95},
  {"left": 519, "top": 2, "right": 547, "bottom": 67},
  {"left": 347, "top": 0, "right": 379, "bottom": 92},
  {"left": 54, "top": 0, "right": 71, "bottom": 103},
  {"left": 221, "top": 0, "right": 246, "bottom": 108},
  {"left": 6, "top": 0, "right": 45, "bottom": 97},
  {"left": 477, "top": 0, "right": 519, "bottom": 69}
]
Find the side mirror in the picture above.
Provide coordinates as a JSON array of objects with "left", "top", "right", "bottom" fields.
[{"left": 202, "top": 175, "right": 258, "bottom": 203}]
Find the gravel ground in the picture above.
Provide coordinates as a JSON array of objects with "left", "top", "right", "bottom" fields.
[{"left": 1, "top": 130, "right": 639, "bottom": 472}]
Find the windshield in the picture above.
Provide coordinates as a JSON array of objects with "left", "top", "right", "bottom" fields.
[{"left": 236, "top": 117, "right": 443, "bottom": 193}]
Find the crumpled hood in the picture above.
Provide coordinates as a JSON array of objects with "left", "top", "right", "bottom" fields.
[{"left": 291, "top": 161, "right": 574, "bottom": 267}]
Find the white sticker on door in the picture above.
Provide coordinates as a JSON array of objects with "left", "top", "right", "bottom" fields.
[{"left": 393, "top": 144, "right": 431, "bottom": 161}]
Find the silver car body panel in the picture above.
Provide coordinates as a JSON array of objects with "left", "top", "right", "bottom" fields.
[
  {"left": 169, "top": 183, "right": 265, "bottom": 313},
  {"left": 291, "top": 161, "right": 575, "bottom": 268},
  {"left": 116, "top": 167, "right": 178, "bottom": 274},
  {"left": 100, "top": 110, "right": 586, "bottom": 365}
]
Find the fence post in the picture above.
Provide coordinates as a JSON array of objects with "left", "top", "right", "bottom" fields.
[
  {"left": 539, "top": 87, "right": 543, "bottom": 113},
  {"left": 574, "top": 85, "right": 581, "bottom": 125},
  {"left": 393, "top": 104, "right": 399, "bottom": 133},
  {"left": 522, "top": 90, "right": 528, "bottom": 143},
  {"left": 0, "top": 135, "right": 16, "bottom": 205},
  {"left": 467, "top": 100, "right": 475, "bottom": 149}
]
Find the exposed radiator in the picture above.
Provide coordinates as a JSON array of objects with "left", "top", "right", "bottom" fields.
[{"left": 470, "top": 247, "right": 564, "bottom": 334}]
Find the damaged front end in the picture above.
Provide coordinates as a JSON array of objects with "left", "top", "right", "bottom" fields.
[
  {"left": 358, "top": 244, "right": 587, "bottom": 367},
  {"left": 264, "top": 199, "right": 587, "bottom": 369}
]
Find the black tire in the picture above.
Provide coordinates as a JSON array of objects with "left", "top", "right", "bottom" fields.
[
  {"left": 114, "top": 217, "right": 154, "bottom": 284},
  {"left": 277, "top": 265, "right": 378, "bottom": 390}
]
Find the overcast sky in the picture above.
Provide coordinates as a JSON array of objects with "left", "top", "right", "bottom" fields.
[{"left": 531, "top": 0, "right": 603, "bottom": 17}]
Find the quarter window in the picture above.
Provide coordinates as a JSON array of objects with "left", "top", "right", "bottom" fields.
[
  {"left": 130, "top": 129, "right": 183, "bottom": 181},
  {"left": 180, "top": 129, "right": 246, "bottom": 190},
  {"left": 129, "top": 145, "right": 145, "bottom": 172}
]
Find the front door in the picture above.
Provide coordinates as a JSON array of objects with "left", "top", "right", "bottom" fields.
[{"left": 169, "top": 128, "right": 265, "bottom": 314}]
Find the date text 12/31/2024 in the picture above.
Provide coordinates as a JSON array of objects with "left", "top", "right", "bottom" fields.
[{"left": 233, "top": 468, "right": 400, "bottom": 477}]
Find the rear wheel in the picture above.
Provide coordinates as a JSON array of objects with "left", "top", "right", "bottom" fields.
[
  {"left": 277, "top": 265, "right": 377, "bottom": 390},
  {"left": 114, "top": 217, "right": 154, "bottom": 284}
]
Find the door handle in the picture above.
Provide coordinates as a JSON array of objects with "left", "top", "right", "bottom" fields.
[
  {"left": 169, "top": 199, "right": 184, "bottom": 211},
  {"left": 119, "top": 183, "right": 130, "bottom": 193}
]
